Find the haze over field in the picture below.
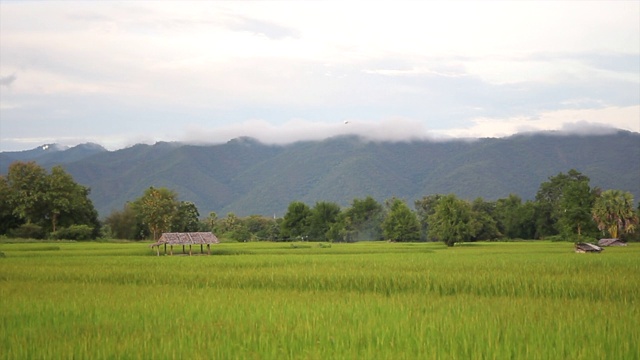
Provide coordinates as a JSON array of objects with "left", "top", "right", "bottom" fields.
[{"left": 1, "top": 1, "right": 639, "bottom": 151}]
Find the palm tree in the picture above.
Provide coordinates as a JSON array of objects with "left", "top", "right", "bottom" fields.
[{"left": 592, "top": 190, "right": 638, "bottom": 238}]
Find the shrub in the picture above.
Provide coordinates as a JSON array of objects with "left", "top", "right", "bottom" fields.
[
  {"left": 9, "top": 223, "right": 45, "bottom": 239},
  {"left": 50, "top": 225, "right": 95, "bottom": 241}
]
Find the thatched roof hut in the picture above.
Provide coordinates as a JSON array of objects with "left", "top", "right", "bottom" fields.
[
  {"left": 598, "top": 238, "right": 627, "bottom": 247},
  {"left": 575, "top": 242, "right": 603, "bottom": 253},
  {"left": 150, "top": 232, "right": 219, "bottom": 256}
]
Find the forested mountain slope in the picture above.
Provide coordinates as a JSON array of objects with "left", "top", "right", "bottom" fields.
[{"left": 2, "top": 131, "right": 638, "bottom": 218}]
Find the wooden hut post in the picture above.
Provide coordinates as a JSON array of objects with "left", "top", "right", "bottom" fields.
[
  {"left": 164, "top": 243, "right": 167, "bottom": 255},
  {"left": 189, "top": 245, "right": 192, "bottom": 256},
  {"left": 170, "top": 245, "right": 173, "bottom": 256},
  {"left": 200, "top": 244, "right": 204, "bottom": 254},
  {"left": 207, "top": 244, "right": 211, "bottom": 255},
  {"left": 182, "top": 245, "right": 185, "bottom": 254}
]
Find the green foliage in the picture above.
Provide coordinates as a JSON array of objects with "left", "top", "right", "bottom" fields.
[
  {"left": 203, "top": 211, "right": 218, "bottom": 232},
  {"left": 172, "top": 201, "right": 200, "bottom": 232},
  {"left": 242, "top": 215, "right": 280, "bottom": 241},
  {"left": 0, "top": 176, "right": 24, "bottom": 234},
  {"left": 382, "top": 198, "right": 420, "bottom": 242},
  {"left": 534, "top": 169, "right": 591, "bottom": 238},
  {"left": 216, "top": 212, "right": 240, "bottom": 235},
  {"left": 308, "top": 201, "right": 341, "bottom": 241},
  {"left": 226, "top": 228, "right": 252, "bottom": 243},
  {"left": 103, "top": 203, "right": 144, "bottom": 240},
  {"left": 209, "top": 213, "right": 281, "bottom": 242},
  {"left": 415, "top": 194, "right": 444, "bottom": 241},
  {"left": 428, "top": 194, "right": 473, "bottom": 246},
  {"left": 9, "top": 223, "right": 46, "bottom": 239},
  {"left": 131, "top": 187, "right": 179, "bottom": 240},
  {"left": 1, "top": 162, "right": 99, "bottom": 239},
  {"left": 469, "top": 198, "right": 501, "bottom": 241},
  {"left": 325, "top": 213, "right": 348, "bottom": 242},
  {"left": 592, "top": 189, "right": 638, "bottom": 239},
  {"left": 280, "top": 201, "right": 312, "bottom": 240},
  {"left": 107, "top": 191, "right": 207, "bottom": 241},
  {"left": 494, "top": 194, "right": 536, "bottom": 239},
  {"left": 50, "top": 225, "right": 94, "bottom": 241},
  {"left": 218, "top": 213, "right": 257, "bottom": 242},
  {"left": 341, "top": 196, "right": 384, "bottom": 242},
  {"left": 557, "top": 179, "right": 598, "bottom": 238},
  {"left": 4, "top": 161, "right": 49, "bottom": 223}
]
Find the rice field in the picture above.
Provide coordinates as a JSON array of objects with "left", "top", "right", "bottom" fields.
[{"left": 1, "top": 241, "right": 638, "bottom": 359}]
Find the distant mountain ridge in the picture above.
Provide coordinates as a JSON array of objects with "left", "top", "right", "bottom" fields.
[
  {"left": 0, "top": 143, "right": 107, "bottom": 173},
  {"left": 1, "top": 131, "right": 639, "bottom": 218}
]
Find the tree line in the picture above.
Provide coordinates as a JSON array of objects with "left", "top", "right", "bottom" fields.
[{"left": 1, "top": 162, "right": 638, "bottom": 244}]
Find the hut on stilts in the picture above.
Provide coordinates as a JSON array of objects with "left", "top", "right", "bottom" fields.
[{"left": 150, "top": 232, "right": 219, "bottom": 256}]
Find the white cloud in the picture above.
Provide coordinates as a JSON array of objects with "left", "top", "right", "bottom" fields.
[
  {"left": 437, "top": 106, "right": 640, "bottom": 138},
  {"left": 0, "top": 1, "right": 638, "bottom": 151},
  {"left": 180, "top": 117, "right": 432, "bottom": 145}
]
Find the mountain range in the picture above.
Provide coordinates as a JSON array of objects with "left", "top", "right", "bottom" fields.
[{"left": 1, "top": 131, "right": 639, "bottom": 218}]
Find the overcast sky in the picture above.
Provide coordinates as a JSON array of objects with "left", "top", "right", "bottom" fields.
[{"left": 1, "top": 1, "right": 639, "bottom": 151}]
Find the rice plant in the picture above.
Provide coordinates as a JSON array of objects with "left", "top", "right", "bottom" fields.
[{"left": 0, "top": 241, "right": 638, "bottom": 359}]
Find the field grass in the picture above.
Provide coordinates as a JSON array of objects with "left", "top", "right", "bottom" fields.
[{"left": 1, "top": 240, "right": 638, "bottom": 359}]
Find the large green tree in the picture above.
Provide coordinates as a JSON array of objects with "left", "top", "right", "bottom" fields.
[
  {"left": 104, "top": 203, "right": 143, "bottom": 240},
  {"left": 340, "top": 196, "right": 384, "bottom": 241},
  {"left": 132, "top": 187, "right": 179, "bottom": 240},
  {"left": 0, "top": 176, "right": 23, "bottom": 234},
  {"left": 204, "top": 212, "right": 218, "bottom": 232},
  {"left": 382, "top": 198, "right": 420, "bottom": 242},
  {"left": 470, "top": 197, "right": 500, "bottom": 241},
  {"left": 172, "top": 201, "right": 201, "bottom": 233},
  {"left": 592, "top": 189, "right": 638, "bottom": 239},
  {"left": 495, "top": 194, "right": 536, "bottom": 239},
  {"left": 557, "top": 180, "right": 597, "bottom": 238},
  {"left": 242, "top": 215, "right": 280, "bottom": 241},
  {"left": 308, "top": 201, "right": 342, "bottom": 241},
  {"left": 2, "top": 162, "right": 99, "bottom": 238},
  {"left": 5, "top": 161, "right": 48, "bottom": 225},
  {"left": 45, "top": 166, "right": 100, "bottom": 233},
  {"left": 217, "top": 212, "right": 253, "bottom": 242},
  {"left": 534, "top": 169, "right": 591, "bottom": 238},
  {"left": 428, "top": 194, "right": 473, "bottom": 247},
  {"left": 415, "top": 194, "right": 444, "bottom": 241},
  {"left": 281, "top": 201, "right": 312, "bottom": 240}
]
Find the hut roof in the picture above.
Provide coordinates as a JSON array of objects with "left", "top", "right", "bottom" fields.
[
  {"left": 150, "top": 232, "right": 219, "bottom": 247},
  {"left": 598, "top": 238, "right": 627, "bottom": 246},
  {"left": 575, "top": 242, "right": 603, "bottom": 253}
]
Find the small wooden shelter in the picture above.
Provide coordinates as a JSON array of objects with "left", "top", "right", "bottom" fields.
[
  {"left": 150, "top": 232, "right": 219, "bottom": 256},
  {"left": 575, "top": 242, "right": 603, "bottom": 253},
  {"left": 597, "top": 238, "right": 627, "bottom": 247}
]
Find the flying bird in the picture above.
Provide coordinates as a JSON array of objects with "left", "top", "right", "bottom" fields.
[{"left": 344, "top": 120, "right": 349, "bottom": 124}]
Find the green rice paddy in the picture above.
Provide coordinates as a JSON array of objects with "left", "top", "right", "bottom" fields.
[{"left": 1, "top": 241, "right": 638, "bottom": 359}]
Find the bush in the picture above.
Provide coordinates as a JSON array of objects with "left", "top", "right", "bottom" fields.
[
  {"left": 9, "top": 223, "right": 45, "bottom": 239},
  {"left": 226, "top": 229, "right": 252, "bottom": 242},
  {"left": 620, "top": 231, "right": 640, "bottom": 242},
  {"left": 50, "top": 225, "right": 95, "bottom": 241}
]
